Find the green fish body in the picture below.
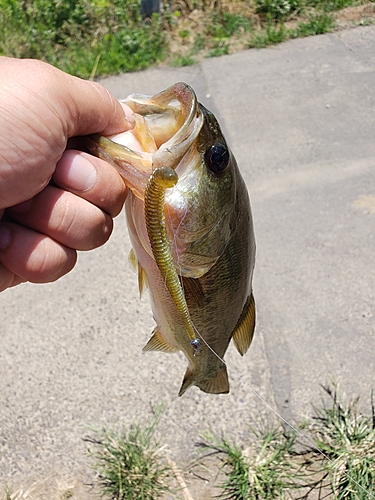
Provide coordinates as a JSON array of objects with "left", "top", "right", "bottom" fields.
[{"left": 87, "top": 83, "right": 256, "bottom": 396}]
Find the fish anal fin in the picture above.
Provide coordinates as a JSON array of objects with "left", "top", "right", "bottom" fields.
[
  {"left": 143, "top": 328, "right": 179, "bottom": 354},
  {"left": 232, "top": 292, "right": 256, "bottom": 356},
  {"left": 178, "top": 368, "right": 195, "bottom": 396},
  {"left": 178, "top": 365, "right": 230, "bottom": 397}
]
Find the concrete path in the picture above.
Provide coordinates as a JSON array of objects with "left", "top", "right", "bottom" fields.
[{"left": 1, "top": 25, "right": 374, "bottom": 495}]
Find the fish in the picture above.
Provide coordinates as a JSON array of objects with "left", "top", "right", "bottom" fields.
[{"left": 86, "top": 82, "right": 256, "bottom": 396}]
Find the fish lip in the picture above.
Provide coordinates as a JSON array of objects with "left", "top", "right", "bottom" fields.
[{"left": 111, "top": 83, "right": 204, "bottom": 199}]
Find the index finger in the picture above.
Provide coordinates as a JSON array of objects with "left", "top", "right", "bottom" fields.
[{"left": 53, "top": 150, "right": 127, "bottom": 217}]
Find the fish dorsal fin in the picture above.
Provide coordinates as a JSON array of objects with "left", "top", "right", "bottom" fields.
[
  {"left": 232, "top": 293, "right": 256, "bottom": 356},
  {"left": 143, "top": 328, "right": 180, "bottom": 353},
  {"left": 178, "top": 365, "right": 230, "bottom": 396},
  {"left": 128, "top": 249, "right": 148, "bottom": 298}
]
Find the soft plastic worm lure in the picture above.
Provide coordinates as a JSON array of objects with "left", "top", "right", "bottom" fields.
[{"left": 144, "top": 167, "right": 200, "bottom": 353}]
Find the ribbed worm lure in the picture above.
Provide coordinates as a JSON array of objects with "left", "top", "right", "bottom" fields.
[{"left": 144, "top": 166, "right": 201, "bottom": 354}]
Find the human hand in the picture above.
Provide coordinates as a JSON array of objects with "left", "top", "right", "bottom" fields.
[{"left": 0, "top": 57, "right": 134, "bottom": 292}]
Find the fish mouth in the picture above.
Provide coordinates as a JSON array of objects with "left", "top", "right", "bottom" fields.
[{"left": 87, "top": 83, "right": 204, "bottom": 200}]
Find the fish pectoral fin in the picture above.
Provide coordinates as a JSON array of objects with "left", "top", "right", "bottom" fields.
[
  {"left": 232, "top": 293, "right": 256, "bottom": 356},
  {"left": 178, "top": 365, "right": 230, "bottom": 396},
  {"left": 142, "top": 328, "right": 180, "bottom": 353},
  {"left": 128, "top": 249, "right": 148, "bottom": 298},
  {"left": 180, "top": 276, "right": 205, "bottom": 307}
]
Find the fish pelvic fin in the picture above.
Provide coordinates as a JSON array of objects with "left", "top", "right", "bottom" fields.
[
  {"left": 137, "top": 264, "right": 148, "bottom": 298},
  {"left": 232, "top": 292, "right": 256, "bottom": 356},
  {"left": 142, "top": 328, "right": 180, "bottom": 354},
  {"left": 128, "top": 249, "right": 148, "bottom": 298},
  {"left": 178, "top": 365, "right": 230, "bottom": 397}
]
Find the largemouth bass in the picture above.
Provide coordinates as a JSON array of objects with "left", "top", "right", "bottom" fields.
[{"left": 87, "top": 83, "right": 256, "bottom": 396}]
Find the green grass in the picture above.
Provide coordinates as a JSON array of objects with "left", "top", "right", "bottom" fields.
[
  {"left": 249, "top": 22, "right": 289, "bottom": 48},
  {"left": 199, "top": 426, "right": 318, "bottom": 499},
  {"left": 2, "top": 386, "right": 375, "bottom": 499},
  {"left": 255, "top": 0, "right": 306, "bottom": 21},
  {"left": 1, "top": 0, "right": 374, "bottom": 77},
  {"left": 199, "top": 427, "right": 304, "bottom": 499},
  {"left": 85, "top": 409, "right": 173, "bottom": 500},
  {"left": 293, "top": 12, "right": 336, "bottom": 36},
  {"left": 170, "top": 55, "right": 197, "bottom": 67},
  {"left": 310, "top": 384, "right": 375, "bottom": 499},
  {"left": 198, "top": 385, "right": 375, "bottom": 499},
  {"left": 0, "top": 0, "right": 166, "bottom": 77}
]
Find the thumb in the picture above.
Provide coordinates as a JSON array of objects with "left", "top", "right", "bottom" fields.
[{"left": 62, "top": 76, "right": 134, "bottom": 138}]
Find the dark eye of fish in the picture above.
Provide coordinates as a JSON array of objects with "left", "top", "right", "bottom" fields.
[{"left": 205, "top": 143, "right": 230, "bottom": 175}]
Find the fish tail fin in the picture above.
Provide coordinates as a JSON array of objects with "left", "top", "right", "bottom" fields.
[{"left": 178, "top": 365, "right": 230, "bottom": 396}]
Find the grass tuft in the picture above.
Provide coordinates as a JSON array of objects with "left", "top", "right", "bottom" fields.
[
  {"left": 197, "top": 385, "right": 375, "bottom": 499},
  {"left": 249, "top": 22, "right": 289, "bottom": 47},
  {"left": 85, "top": 409, "right": 172, "bottom": 500},
  {"left": 294, "top": 11, "right": 336, "bottom": 36},
  {"left": 309, "top": 384, "right": 375, "bottom": 499},
  {"left": 199, "top": 425, "right": 310, "bottom": 499}
]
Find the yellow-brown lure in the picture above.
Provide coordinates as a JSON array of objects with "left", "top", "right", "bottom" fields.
[{"left": 144, "top": 166, "right": 201, "bottom": 353}]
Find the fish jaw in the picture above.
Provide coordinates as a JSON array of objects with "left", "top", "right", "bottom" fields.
[
  {"left": 86, "top": 82, "right": 203, "bottom": 203},
  {"left": 85, "top": 134, "right": 151, "bottom": 200}
]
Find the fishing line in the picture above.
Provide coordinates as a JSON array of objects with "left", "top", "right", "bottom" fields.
[
  {"left": 164, "top": 185, "right": 227, "bottom": 363},
  {"left": 175, "top": 319, "right": 374, "bottom": 498},
  {"left": 163, "top": 208, "right": 372, "bottom": 497},
  {"left": 190, "top": 320, "right": 227, "bottom": 364},
  {"left": 248, "top": 386, "right": 375, "bottom": 498}
]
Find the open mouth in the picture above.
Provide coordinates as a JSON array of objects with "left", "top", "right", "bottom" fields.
[{"left": 87, "top": 83, "right": 204, "bottom": 200}]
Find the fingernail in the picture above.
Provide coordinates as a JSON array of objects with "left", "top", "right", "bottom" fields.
[
  {"left": 55, "top": 151, "right": 98, "bottom": 192},
  {"left": 0, "top": 225, "right": 11, "bottom": 251},
  {"left": 120, "top": 103, "right": 135, "bottom": 129}
]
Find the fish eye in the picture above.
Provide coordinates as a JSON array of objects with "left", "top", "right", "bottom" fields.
[{"left": 205, "top": 143, "right": 230, "bottom": 175}]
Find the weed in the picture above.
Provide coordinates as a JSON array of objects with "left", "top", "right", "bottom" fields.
[
  {"left": 309, "top": 384, "right": 375, "bottom": 499},
  {"left": 192, "top": 33, "right": 205, "bottom": 53},
  {"left": 85, "top": 410, "right": 172, "bottom": 500},
  {"left": 357, "top": 17, "right": 375, "bottom": 25},
  {"left": 308, "top": 0, "right": 366, "bottom": 12},
  {"left": 0, "top": 0, "right": 166, "bottom": 77},
  {"left": 197, "top": 385, "right": 375, "bottom": 499},
  {"left": 208, "top": 41, "right": 230, "bottom": 57},
  {"left": 249, "top": 22, "right": 289, "bottom": 48},
  {"left": 1, "top": 0, "right": 374, "bottom": 76},
  {"left": 255, "top": 0, "right": 305, "bottom": 21},
  {"left": 199, "top": 426, "right": 308, "bottom": 499},
  {"left": 289, "top": 11, "right": 335, "bottom": 36},
  {"left": 208, "top": 11, "right": 254, "bottom": 38},
  {"left": 179, "top": 29, "right": 191, "bottom": 38},
  {"left": 171, "top": 55, "right": 196, "bottom": 66}
]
